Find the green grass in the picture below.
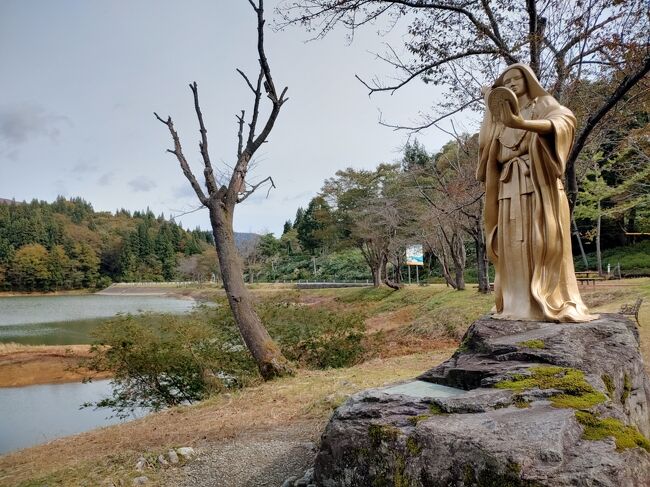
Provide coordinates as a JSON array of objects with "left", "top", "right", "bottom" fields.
[
  {"left": 517, "top": 339, "right": 545, "bottom": 349},
  {"left": 575, "top": 241, "right": 650, "bottom": 276}
]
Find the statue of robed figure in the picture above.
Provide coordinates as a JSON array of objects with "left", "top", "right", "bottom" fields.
[{"left": 477, "top": 63, "right": 597, "bottom": 323}]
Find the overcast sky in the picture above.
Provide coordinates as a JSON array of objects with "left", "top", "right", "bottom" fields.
[{"left": 0, "top": 0, "right": 475, "bottom": 236}]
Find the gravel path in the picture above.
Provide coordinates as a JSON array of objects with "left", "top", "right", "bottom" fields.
[{"left": 163, "top": 420, "right": 322, "bottom": 487}]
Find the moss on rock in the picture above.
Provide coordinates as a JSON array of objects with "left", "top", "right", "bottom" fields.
[
  {"left": 407, "top": 414, "right": 431, "bottom": 426},
  {"left": 575, "top": 411, "right": 650, "bottom": 452},
  {"left": 496, "top": 366, "right": 594, "bottom": 395},
  {"left": 406, "top": 436, "right": 422, "bottom": 456},
  {"left": 517, "top": 339, "right": 545, "bottom": 349},
  {"left": 621, "top": 373, "right": 632, "bottom": 404},
  {"left": 550, "top": 392, "right": 607, "bottom": 409},
  {"left": 368, "top": 424, "right": 400, "bottom": 447},
  {"left": 602, "top": 374, "right": 616, "bottom": 399}
]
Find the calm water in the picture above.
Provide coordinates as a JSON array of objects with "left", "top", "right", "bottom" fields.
[
  {"left": 0, "top": 294, "right": 197, "bottom": 344},
  {"left": 382, "top": 380, "right": 465, "bottom": 398},
  {"left": 0, "top": 294, "right": 197, "bottom": 454},
  {"left": 0, "top": 380, "right": 144, "bottom": 455}
]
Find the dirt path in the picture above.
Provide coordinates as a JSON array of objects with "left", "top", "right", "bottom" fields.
[{"left": 163, "top": 421, "right": 321, "bottom": 487}]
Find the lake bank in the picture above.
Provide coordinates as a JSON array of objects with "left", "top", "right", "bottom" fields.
[
  {"left": 0, "top": 351, "right": 454, "bottom": 486},
  {"left": 0, "top": 293, "right": 200, "bottom": 388},
  {"left": 0, "top": 289, "right": 93, "bottom": 297},
  {"left": 0, "top": 343, "right": 110, "bottom": 387}
]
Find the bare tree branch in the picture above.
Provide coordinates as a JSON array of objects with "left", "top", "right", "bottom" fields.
[
  {"left": 154, "top": 112, "right": 208, "bottom": 206},
  {"left": 236, "top": 69, "right": 257, "bottom": 94},
  {"left": 237, "top": 175, "right": 276, "bottom": 203},
  {"left": 189, "top": 82, "right": 218, "bottom": 197},
  {"left": 247, "top": 70, "right": 264, "bottom": 146},
  {"left": 226, "top": 0, "right": 289, "bottom": 207},
  {"left": 566, "top": 55, "right": 650, "bottom": 210},
  {"left": 356, "top": 49, "right": 497, "bottom": 95},
  {"left": 379, "top": 95, "right": 482, "bottom": 133},
  {"left": 236, "top": 110, "right": 245, "bottom": 160}
]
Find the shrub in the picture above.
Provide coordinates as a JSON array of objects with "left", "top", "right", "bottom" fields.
[
  {"left": 208, "top": 295, "right": 367, "bottom": 369},
  {"left": 82, "top": 312, "right": 257, "bottom": 417},
  {"left": 83, "top": 293, "right": 366, "bottom": 415}
]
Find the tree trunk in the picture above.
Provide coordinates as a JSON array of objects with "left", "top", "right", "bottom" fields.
[
  {"left": 596, "top": 200, "right": 603, "bottom": 276},
  {"left": 474, "top": 210, "right": 490, "bottom": 293},
  {"left": 474, "top": 235, "right": 489, "bottom": 293},
  {"left": 572, "top": 217, "right": 589, "bottom": 269},
  {"left": 371, "top": 265, "right": 381, "bottom": 287},
  {"left": 451, "top": 234, "right": 466, "bottom": 291},
  {"left": 375, "top": 255, "right": 388, "bottom": 288},
  {"left": 383, "top": 254, "right": 402, "bottom": 290},
  {"left": 628, "top": 207, "right": 636, "bottom": 237},
  {"left": 454, "top": 264, "right": 466, "bottom": 291},
  {"left": 209, "top": 204, "right": 293, "bottom": 380}
]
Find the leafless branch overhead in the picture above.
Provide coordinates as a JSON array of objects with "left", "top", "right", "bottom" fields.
[
  {"left": 237, "top": 175, "right": 277, "bottom": 203},
  {"left": 154, "top": 112, "right": 209, "bottom": 206}
]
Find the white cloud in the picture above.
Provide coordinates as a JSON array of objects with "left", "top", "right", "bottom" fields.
[
  {"left": 97, "top": 172, "right": 115, "bottom": 186},
  {"left": 0, "top": 103, "right": 69, "bottom": 146},
  {"left": 128, "top": 177, "right": 157, "bottom": 192}
]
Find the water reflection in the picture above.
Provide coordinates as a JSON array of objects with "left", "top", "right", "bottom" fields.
[
  {"left": 0, "top": 380, "right": 144, "bottom": 455},
  {"left": 0, "top": 295, "right": 197, "bottom": 345}
]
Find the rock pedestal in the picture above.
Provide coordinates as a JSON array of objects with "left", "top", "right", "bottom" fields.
[{"left": 314, "top": 314, "right": 650, "bottom": 486}]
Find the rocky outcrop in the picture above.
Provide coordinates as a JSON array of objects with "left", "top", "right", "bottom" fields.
[{"left": 314, "top": 314, "right": 650, "bottom": 486}]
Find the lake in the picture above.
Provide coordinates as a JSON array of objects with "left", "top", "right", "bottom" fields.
[
  {"left": 0, "top": 294, "right": 197, "bottom": 345},
  {"left": 0, "top": 380, "right": 144, "bottom": 455},
  {"left": 0, "top": 293, "right": 199, "bottom": 454}
]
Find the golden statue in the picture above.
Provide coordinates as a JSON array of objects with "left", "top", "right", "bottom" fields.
[{"left": 477, "top": 63, "right": 597, "bottom": 322}]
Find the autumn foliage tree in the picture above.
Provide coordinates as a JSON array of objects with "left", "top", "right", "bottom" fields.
[{"left": 155, "top": 0, "right": 293, "bottom": 379}]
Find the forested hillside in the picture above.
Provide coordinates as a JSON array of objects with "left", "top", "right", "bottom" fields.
[{"left": 0, "top": 197, "right": 213, "bottom": 291}]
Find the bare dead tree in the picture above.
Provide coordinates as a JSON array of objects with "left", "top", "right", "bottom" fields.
[
  {"left": 155, "top": 0, "right": 292, "bottom": 380},
  {"left": 278, "top": 0, "right": 649, "bottom": 211}
]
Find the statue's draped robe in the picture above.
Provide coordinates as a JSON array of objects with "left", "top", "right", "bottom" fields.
[{"left": 478, "top": 88, "right": 596, "bottom": 322}]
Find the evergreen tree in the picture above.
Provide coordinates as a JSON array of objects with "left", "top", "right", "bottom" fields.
[
  {"left": 282, "top": 220, "right": 293, "bottom": 235},
  {"left": 402, "top": 139, "right": 430, "bottom": 171},
  {"left": 293, "top": 207, "right": 305, "bottom": 229},
  {"left": 296, "top": 196, "right": 338, "bottom": 253},
  {"left": 48, "top": 245, "right": 73, "bottom": 290}
]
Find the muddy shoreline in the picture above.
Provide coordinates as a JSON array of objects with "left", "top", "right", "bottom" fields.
[{"left": 0, "top": 344, "right": 110, "bottom": 387}]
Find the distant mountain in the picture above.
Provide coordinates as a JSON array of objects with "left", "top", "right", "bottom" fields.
[
  {"left": 234, "top": 232, "right": 261, "bottom": 250},
  {"left": 0, "top": 198, "right": 20, "bottom": 205}
]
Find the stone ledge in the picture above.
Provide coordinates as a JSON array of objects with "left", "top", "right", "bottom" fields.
[{"left": 313, "top": 314, "right": 650, "bottom": 486}]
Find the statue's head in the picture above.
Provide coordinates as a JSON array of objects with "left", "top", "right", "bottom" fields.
[
  {"left": 494, "top": 64, "right": 549, "bottom": 100},
  {"left": 502, "top": 68, "right": 527, "bottom": 98}
]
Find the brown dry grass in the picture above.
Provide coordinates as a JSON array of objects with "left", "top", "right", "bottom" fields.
[
  {"left": 365, "top": 307, "right": 416, "bottom": 334},
  {"left": 0, "top": 350, "right": 453, "bottom": 487},
  {"left": 0, "top": 344, "right": 109, "bottom": 387}
]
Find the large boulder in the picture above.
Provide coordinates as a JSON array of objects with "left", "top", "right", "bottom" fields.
[{"left": 314, "top": 314, "right": 650, "bottom": 486}]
